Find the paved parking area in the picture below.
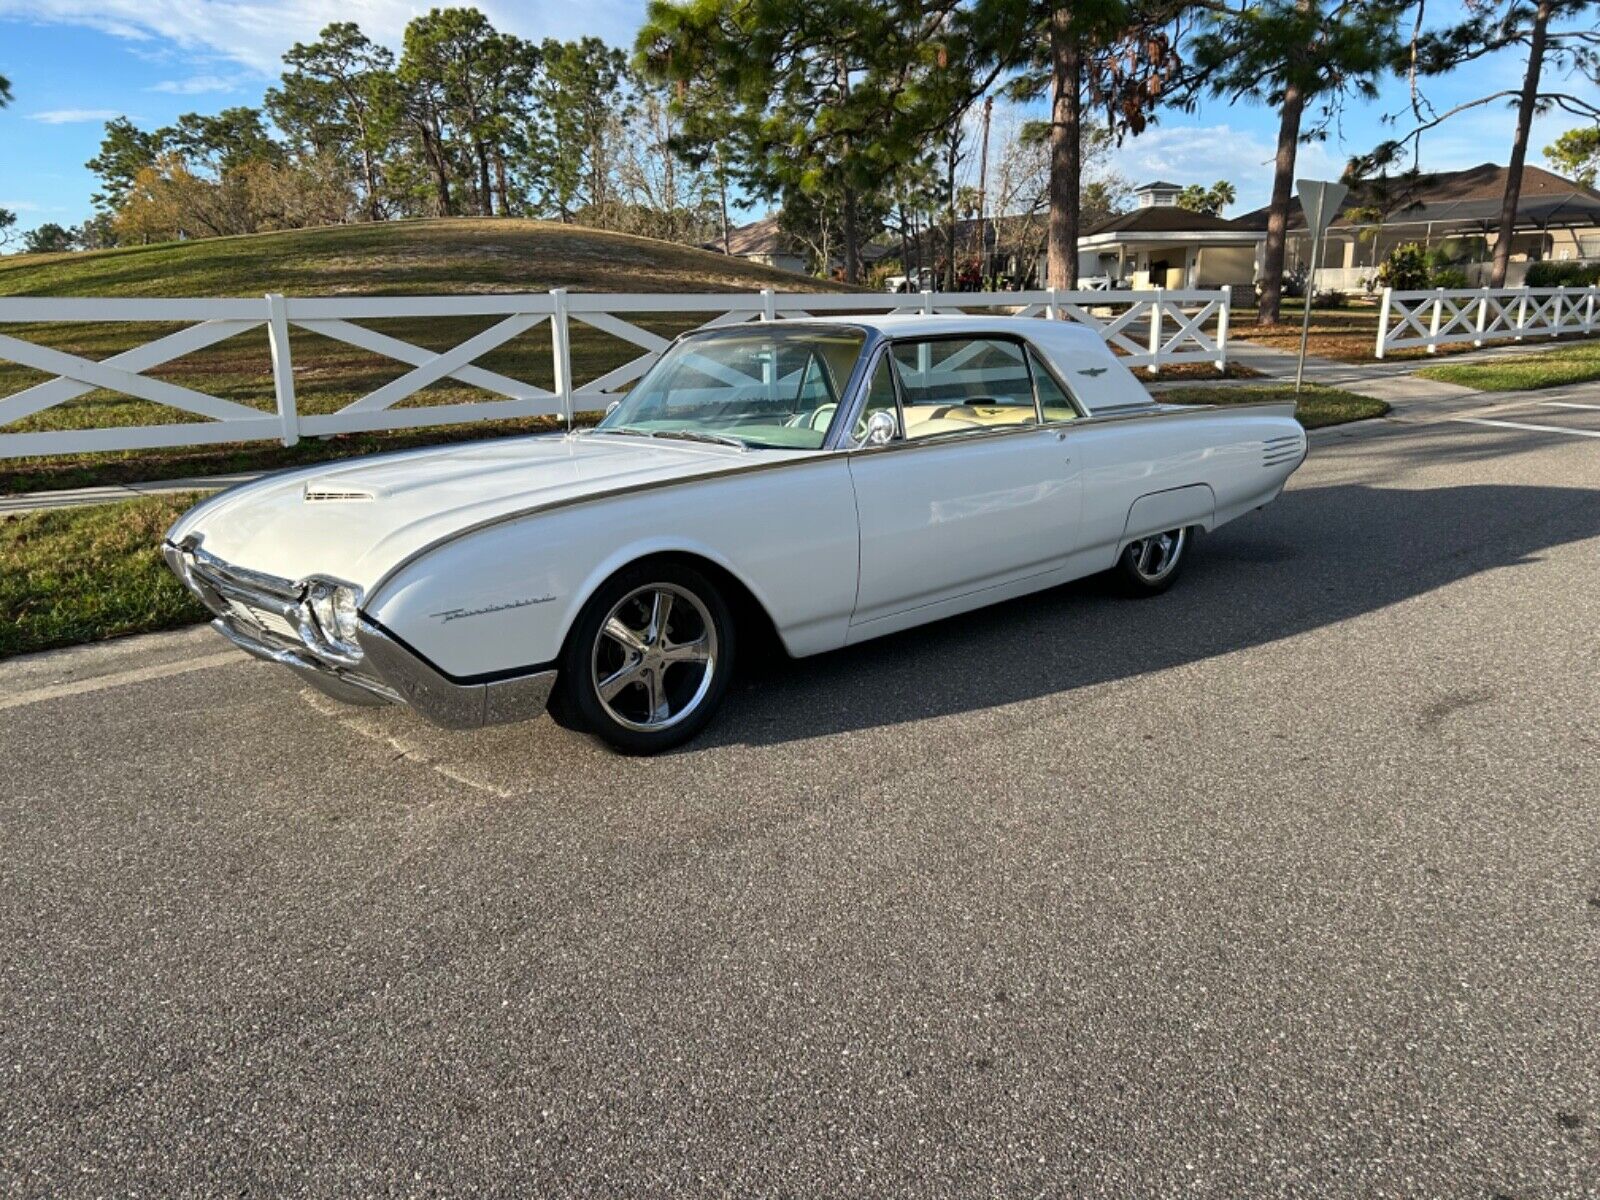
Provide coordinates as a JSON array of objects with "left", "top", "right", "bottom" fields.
[{"left": 2, "top": 397, "right": 1598, "bottom": 1197}]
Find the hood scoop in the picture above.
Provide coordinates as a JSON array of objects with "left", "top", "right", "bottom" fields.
[{"left": 302, "top": 481, "right": 377, "bottom": 503}]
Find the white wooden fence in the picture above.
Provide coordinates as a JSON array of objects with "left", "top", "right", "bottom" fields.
[
  {"left": 0, "top": 286, "right": 1231, "bottom": 460},
  {"left": 1375, "top": 285, "right": 1599, "bottom": 358}
]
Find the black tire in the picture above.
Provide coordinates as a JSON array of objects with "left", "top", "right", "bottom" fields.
[
  {"left": 1113, "top": 526, "right": 1191, "bottom": 596},
  {"left": 556, "top": 560, "right": 736, "bottom": 754}
]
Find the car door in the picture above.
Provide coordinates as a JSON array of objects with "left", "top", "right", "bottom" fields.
[{"left": 846, "top": 335, "right": 1083, "bottom": 628}]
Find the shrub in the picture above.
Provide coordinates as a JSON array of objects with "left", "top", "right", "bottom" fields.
[
  {"left": 1526, "top": 260, "right": 1600, "bottom": 287},
  {"left": 1377, "top": 243, "right": 1430, "bottom": 290},
  {"left": 1430, "top": 267, "right": 1470, "bottom": 289}
]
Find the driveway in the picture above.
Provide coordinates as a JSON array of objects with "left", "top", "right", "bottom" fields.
[{"left": 2, "top": 397, "right": 1598, "bottom": 1197}]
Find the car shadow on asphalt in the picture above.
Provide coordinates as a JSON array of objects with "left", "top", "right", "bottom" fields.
[{"left": 692, "top": 481, "right": 1600, "bottom": 750}]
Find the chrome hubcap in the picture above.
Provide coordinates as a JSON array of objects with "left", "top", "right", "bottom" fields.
[
  {"left": 1126, "top": 527, "right": 1187, "bottom": 582},
  {"left": 591, "top": 584, "right": 717, "bottom": 732}
]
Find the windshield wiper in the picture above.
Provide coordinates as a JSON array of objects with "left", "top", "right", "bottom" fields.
[
  {"left": 647, "top": 429, "right": 748, "bottom": 450},
  {"left": 591, "top": 424, "right": 653, "bottom": 438}
]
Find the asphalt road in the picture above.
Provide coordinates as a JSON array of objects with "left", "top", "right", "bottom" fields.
[{"left": 3, "top": 390, "right": 1599, "bottom": 1198}]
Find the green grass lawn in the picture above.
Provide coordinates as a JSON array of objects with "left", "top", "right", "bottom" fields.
[
  {"left": 1164, "top": 382, "right": 1390, "bottom": 428},
  {"left": 1412, "top": 339, "right": 1600, "bottom": 391},
  {"left": 0, "top": 493, "right": 208, "bottom": 659}
]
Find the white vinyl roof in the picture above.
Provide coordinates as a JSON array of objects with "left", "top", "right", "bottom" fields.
[{"left": 782, "top": 313, "right": 1158, "bottom": 415}]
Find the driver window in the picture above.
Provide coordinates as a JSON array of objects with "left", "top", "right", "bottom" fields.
[{"left": 889, "top": 338, "right": 1039, "bottom": 440}]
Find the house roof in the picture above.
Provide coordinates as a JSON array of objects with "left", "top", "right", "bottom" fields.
[
  {"left": 1084, "top": 207, "right": 1241, "bottom": 236},
  {"left": 715, "top": 215, "right": 795, "bottom": 258},
  {"left": 1232, "top": 162, "right": 1600, "bottom": 232},
  {"left": 1134, "top": 180, "right": 1183, "bottom": 192}
]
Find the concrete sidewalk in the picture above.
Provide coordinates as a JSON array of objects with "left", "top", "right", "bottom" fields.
[{"left": 0, "top": 473, "right": 260, "bottom": 516}]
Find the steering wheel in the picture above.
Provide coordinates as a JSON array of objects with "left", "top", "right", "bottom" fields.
[{"left": 785, "top": 404, "right": 836, "bottom": 432}]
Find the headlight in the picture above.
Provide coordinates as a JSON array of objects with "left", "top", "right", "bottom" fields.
[{"left": 305, "top": 580, "right": 363, "bottom": 658}]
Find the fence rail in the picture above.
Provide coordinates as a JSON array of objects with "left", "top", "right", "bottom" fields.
[
  {"left": 1375, "top": 284, "right": 1599, "bottom": 358},
  {"left": 0, "top": 286, "right": 1231, "bottom": 461}
]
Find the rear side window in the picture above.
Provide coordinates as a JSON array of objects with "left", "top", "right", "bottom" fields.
[{"left": 1027, "top": 347, "right": 1081, "bottom": 422}]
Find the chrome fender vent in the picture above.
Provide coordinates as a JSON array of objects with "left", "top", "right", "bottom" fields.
[{"left": 1262, "top": 434, "right": 1303, "bottom": 469}]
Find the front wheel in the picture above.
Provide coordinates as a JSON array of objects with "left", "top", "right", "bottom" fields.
[
  {"left": 557, "top": 562, "right": 735, "bottom": 754},
  {"left": 1114, "top": 526, "right": 1190, "bottom": 596}
]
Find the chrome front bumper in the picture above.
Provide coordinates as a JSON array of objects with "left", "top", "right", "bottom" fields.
[{"left": 164, "top": 539, "right": 556, "bottom": 730}]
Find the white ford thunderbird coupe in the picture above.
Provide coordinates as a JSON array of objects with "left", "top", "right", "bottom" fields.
[{"left": 165, "top": 315, "right": 1305, "bottom": 752}]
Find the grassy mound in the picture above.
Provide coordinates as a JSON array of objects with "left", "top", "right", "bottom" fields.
[{"left": 0, "top": 218, "right": 827, "bottom": 298}]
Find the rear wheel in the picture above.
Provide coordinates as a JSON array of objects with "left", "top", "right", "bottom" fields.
[
  {"left": 557, "top": 562, "right": 735, "bottom": 754},
  {"left": 1115, "top": 526, "right": 1190, "bottom": 596}
]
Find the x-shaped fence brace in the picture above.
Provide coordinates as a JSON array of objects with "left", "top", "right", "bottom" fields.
[{"left": 1378, "top": 286, "right": 1600, "bottom": 357}]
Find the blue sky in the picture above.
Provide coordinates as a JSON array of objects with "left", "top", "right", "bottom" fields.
[{"left": 1, "top": 0, "right": 1595, "bottom": 237}]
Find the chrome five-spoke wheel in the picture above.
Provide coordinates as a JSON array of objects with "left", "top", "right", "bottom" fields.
[
  {"left": 560, "top": 561, "right": 736, "bottom": 754},
  {"left": 1116, "top": 526, "right": 1190, "bottom": 595},
  {"left": 591, "top": 584, "right": 718, "bottom": 732}
]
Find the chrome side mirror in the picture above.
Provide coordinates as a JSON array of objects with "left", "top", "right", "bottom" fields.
[{"left": 862, "top": 409, "right": 898, "bottom": 447}]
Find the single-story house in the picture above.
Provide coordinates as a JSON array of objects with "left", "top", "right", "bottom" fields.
[
  {"left": 707, "top": 214, "right": 894, "bottom": 278},
  {"left": 707, "top": 215, "right": 810, "bottom": 275},
  {"left": 1231, "top": 162, "right": 1600, "bottom": 289},
  {"left": 1075, "top": 206, "right": 1259, "bottom": 290}
]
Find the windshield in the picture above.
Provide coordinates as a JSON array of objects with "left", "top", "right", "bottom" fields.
[{"left": 595, "top": 326, "right": 867, "bottom": 450}]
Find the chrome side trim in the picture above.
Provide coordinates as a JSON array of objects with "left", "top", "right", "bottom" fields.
[
  {"left": 356, "top": 618, "right": 556, "bottom": 730},
  {"left": 365, "top": 396, "right": 1299, "bottom": 603}
]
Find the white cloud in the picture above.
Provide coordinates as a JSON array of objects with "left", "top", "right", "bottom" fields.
[
  {"left": 149, "top": 74, "right": 242, "bottom": 95},
  {"left": 1107, "top": 123, "right": 1346, "bottom": 214},
  {"left": 27, "top": 108, "right": 124, "bottom": 124},
  {"left": 0, "top": 0, "right": 647, "bottom": 74}
]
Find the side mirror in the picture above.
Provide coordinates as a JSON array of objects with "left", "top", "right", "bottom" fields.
[{"left": 862, "top": 409, "right": 898, "bottom": 447}]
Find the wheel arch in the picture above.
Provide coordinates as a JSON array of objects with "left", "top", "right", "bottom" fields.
[{"left": 558, "top": 546, "right": 787, "bottom": 666}]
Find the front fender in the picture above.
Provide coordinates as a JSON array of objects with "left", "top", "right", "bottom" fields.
[{"left": 364, "top": 459, "right": 859, "bottom": 680}]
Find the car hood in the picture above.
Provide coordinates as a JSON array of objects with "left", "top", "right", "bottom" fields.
[{"left": 168, "top": 432, "right": 803, "bottom": 590}]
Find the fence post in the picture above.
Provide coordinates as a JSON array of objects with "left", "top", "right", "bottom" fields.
[
  {"left": 1514, "top": 288, "right": 1528, "bottom": 341},
  {"left": 920, "top": 288, "right": 934, "bottom": 316},
  {"left": 760, "top": 287, "right": 775, "bottom": 322},
  {"left": 265, "top": 293, "right": 299, "bottom": 447},
  {"left": 1146, "top": 287, "right": 1163, "bottom": 376},
  {"left": 549, "top": 288, "right": 573, "bottom": 432},
  {"left": 1426, "top": 287, "right": 1444, "bottom": 354},
  {"left": 1554, "top": 285, "right": 1567, "bottom": 339},
  {"left": 1473, "top": 287, "right": 1489, "bottom": 347},
  {"left": 1215, "top": 286, "right": 1230, "bottom": 374},
  {"left": 1375, "top": 287, "right": 1392, "bottom": 359},
  {"left": 1047, "top": 286, "right": 1059, "bottom": 320},
  {"left": 1587, "top": 285, "right": 1597, "bottom": 335}
]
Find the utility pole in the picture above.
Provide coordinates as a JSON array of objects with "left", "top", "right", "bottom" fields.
[{"left": 977, "top": 94, "right": 993, "bottom": 286}]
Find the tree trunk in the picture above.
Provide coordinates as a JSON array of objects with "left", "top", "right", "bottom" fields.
[
  {"left": 1258, "top": 79, "right": 1305, "bottom": 326},
  {"left": 425, "top": 123, "right": 452, "bottom": 217},
  {"left": 942, "top": 122, "right": 959, "bottom": 289},
  {"left": 842, "top": 180, "right": 861, "bottom": 284},
  {"left": 1492, "top": 0, "right": 1550, "bottom": 287},
  {"left": 475, "top": 143, "right": 494, "bottom": 216},
  {"left": 715, "top": 145, "right": 730, "bottom": 254},
  {"left": 495, "top": 151, "right": 511, "bottom": 217},
  {"left": 1047, "top": 3, "right": 1081, "bottom": 290}
]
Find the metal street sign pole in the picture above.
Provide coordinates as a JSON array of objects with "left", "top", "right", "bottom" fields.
[{"left": 1294, "top": 178, "right": 1350, "bottom": 393}]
